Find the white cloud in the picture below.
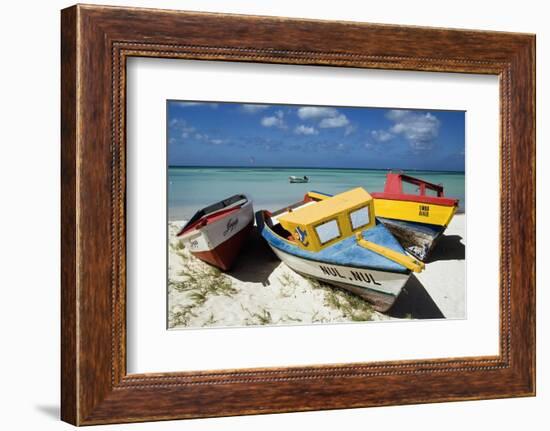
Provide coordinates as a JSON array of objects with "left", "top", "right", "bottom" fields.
[
  {"left": 241, "top": 104, "right": 269, "bottom": 113},
  {"left": 385, "top": 110, "right": 441, "bottom": 150},
  {"left": 344, "top": 125, "right": 357, "bottom": 136},
  {"left": 296, "top": 106, "right": 350, "bottom": 130},
  {"left": 169, "top": 115, "right": 226, "bottom": 145},
  {"left": 297, "top": 107, "right": 338, "bottom": 120},
  {"left": 261, "top": 117, "right": 279, "bottom": 127},
  {"left": 261, "top": 110, "right": 286, "bottom": 129},
  {"left": 169, "top": 118, "right": 196, "bottom": 139},
  {"left": 169, "top": 129, "right": 225, "bottom": 145},
  {"left": 386, "top": 109, "right": 410, "bottom": 121},
  {"left": 319, "top": 114, "right": 350, "bottom": 128},
  {"left": 294, "top": 125, "right": 318, "bottom": 135},
  {"left": 370, "top": 129, "right": 394, "bottom": 142}
]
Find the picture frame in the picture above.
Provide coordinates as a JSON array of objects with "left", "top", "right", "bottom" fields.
[{"left": 60, "top": 4, "right": 535, "bottom": 425}]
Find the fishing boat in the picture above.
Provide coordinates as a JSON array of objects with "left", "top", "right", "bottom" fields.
[
  {"left": 289, "top": 175, "right": 309, "bottom": 183},
  {"left": 177, "top": 194, "right": 253, "bottom": 271},
  {"left": 256, "top": 188, "right": 424, "bottom": 312},
  {"left": 371, "top": 172, "right": 459, "bottom": 261}
]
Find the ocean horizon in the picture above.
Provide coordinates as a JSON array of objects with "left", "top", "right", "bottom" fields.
[
  {"left": 168, "top": 166, "right": 466, "bottom": 221},
  {"left": 169, "top": 165, "right": 465, "bottom": 174}
]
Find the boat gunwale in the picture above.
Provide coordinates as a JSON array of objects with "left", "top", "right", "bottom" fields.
[
  {"left": 371, "top": 192, "right": 458, "bottom": 207},
  {"left": 177, "top": 196, "right": 252, "bottom": 236}
]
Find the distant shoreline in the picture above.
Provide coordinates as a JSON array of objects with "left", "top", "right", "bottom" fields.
[{"left": 168, "top": 165, "right": 466, "bottom": 174}]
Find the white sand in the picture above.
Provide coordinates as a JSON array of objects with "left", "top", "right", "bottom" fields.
[
  {"left": 415, "top": 214, "right": 466, "bottom": 319},
  {"left": 168, "top": 214, "right": 465, "bottom": 329}
]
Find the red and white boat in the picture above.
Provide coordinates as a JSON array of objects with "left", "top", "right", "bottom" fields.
[{"left": 176, "top": 194, "right": 254, "bottom": 271}]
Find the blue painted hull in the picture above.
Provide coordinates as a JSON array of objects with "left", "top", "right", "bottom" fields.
[{"left": 255, "top": 211, "right": 412, "bottom": 311}]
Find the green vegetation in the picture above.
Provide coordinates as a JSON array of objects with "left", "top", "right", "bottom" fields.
[
  {"left": 240, "top": 305, "right": 273, "bottom": 326},
  {"left": 251, "top": 309, "right": 273, "bottom": 325},
  {"left": 277, "top": 272, "right": 300, "bottom": 298},
  {"left": 172, "top": 239, "right": 185, "bottom": 251},
  {"left": 306, "top": 277, "right": 375, "bottom": 322},
  {"left": 281, "top": 314, "right": 303, "bottom": 323},
  {"left": 202, "top": 313, "right": 218, "bottom": 327},
  {"left": 168, "top": 232, "right": 377, "bottom": 328},
  {"left": 169, "top": 304, "right": 198, "bottom": 327},
  {"left": 168, "top": 248, "right": 238, "bottom": 328}
]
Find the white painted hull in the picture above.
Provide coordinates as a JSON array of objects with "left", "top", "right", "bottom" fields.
[
  {"left": 179, "top": 200, "right": 254, "bottom": 253},
  {"left": 269, "top": 245, "right": 409, "bottom": 312},
  {"left": 289, "top": 176, "right": 308, "bottom": 183}
]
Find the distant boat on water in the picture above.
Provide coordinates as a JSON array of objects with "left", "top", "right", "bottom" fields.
[
  {"left": 176, "top": 194, "right": 253, "bottom": 271},
  {"left": 371, "top": 172, "right": 459, "bottom": 261},
  {"left": 256, "top": 188, "right": 424, "bottom": 312},
  {"left": 289, "top": 175, "right": 309, "bottom": 183}
]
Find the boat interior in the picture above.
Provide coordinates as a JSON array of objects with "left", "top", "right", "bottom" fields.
[
  {"left": 179, "top": 194, "right": 248, "bottom": 235},
  {"left": 265, "top": 199, "right": 318, "bottom": 243}
]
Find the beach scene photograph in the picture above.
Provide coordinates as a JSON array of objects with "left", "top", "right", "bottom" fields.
[{"left": 167, "top": 100, "right": 465, "bottom": 329}]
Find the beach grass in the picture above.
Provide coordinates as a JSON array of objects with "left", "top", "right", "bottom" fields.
[
  {"left": 277, "top": 272, "right": 300, "bottom": 298},
  {"left": 168, "top": 243, "right": 240, "bottom": 328},
  {"left": 307, "top": 277, "right": 375, "bottom": 322}
]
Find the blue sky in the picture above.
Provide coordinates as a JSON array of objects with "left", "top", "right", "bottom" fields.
[{"left": 167, "top": 101, "right": 465, "bottom": 171}]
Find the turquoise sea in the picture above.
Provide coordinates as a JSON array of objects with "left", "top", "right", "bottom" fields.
[{"left": 168, "top": 167, "right": 465, "bottom": 221}]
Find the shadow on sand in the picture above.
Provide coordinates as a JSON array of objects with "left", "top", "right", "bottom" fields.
[
  {"left": 227, "top": 227, "right": 456, "bottom": 318},
  {"left": 228, "top": 227, "right": 280, "bottom": 285},
  {"left": 425, "top": 234, "right": 465, "bottom": 263},
  {"left": 387, "top": 274, "right": 445, "bottom": 319}
]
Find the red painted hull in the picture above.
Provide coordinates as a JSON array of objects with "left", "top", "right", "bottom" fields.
[{"left": 191, "top": 221, "right": 253, "bottom": 271}]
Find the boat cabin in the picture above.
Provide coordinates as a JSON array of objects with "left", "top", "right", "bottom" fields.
[{"left": 275, "top": 187, "right": 375, "bottom": 252}]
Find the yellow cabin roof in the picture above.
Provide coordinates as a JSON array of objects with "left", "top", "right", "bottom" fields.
[{"left": 279, "top": 187, "right": 372, "bottom": 226}]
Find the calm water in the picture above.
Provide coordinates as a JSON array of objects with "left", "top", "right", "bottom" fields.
[{"left": 168, "top": 167, "right": 465, "bottom": 221}]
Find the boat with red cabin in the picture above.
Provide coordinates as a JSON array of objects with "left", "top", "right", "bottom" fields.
[
  {"left": 371, "top": 172, "right": 459, "bottom": 261},
  {"left": 176, "top": 194, "right": 253, "bottom": 271}
]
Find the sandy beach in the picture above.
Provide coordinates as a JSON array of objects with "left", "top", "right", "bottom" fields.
[{"left": 168, "top": 214, "right": 465, "bottom": 329}]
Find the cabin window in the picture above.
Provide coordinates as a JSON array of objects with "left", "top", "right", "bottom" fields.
[
  {"left": 349, "top": 206, "right": 370, "bottom": 230},
  {"left": 315, "top": 219, "right": 341, "bottom": 245}
]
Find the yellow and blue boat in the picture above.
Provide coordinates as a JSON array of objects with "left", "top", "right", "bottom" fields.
[
  {"left": 255, "top": 188, "right": 424, "bottom": 312},
  {"left": 372, "top": 172, "right": 459, "bottom": 261}
]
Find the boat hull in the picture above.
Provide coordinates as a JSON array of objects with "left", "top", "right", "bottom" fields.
[
  {"left": 377, "top": 217, "right": 445, "bottom": 262},
  {"left": 373, "top": 197, "right": 457, "bottom": 227},
  {"left": 268, "top": 244, "right": 409, "bottom": 312},
  {"left": 289, "top": 176, "right": 309, "bottom": 183},
  {"left": 179, "top": 200, "right": 254, "bottom": 270},
  {"left": 192, "top": 221, "right": 253, "bottom": 270}
]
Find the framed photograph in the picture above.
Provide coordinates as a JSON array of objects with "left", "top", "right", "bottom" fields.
[{"left": 61, "top": 4, "right": 535, "bottom": 425}]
